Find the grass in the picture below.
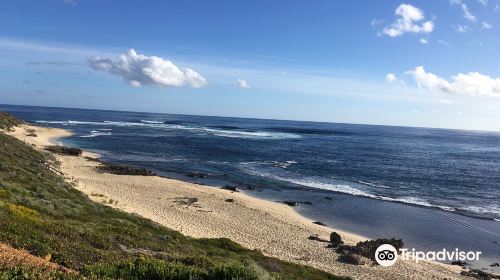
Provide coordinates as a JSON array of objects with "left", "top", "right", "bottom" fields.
[
  {"left": 0, "top": 112, "right": 24, "bottom": 130},
  {"left": 0, "top": 113, "right": 348, "bottom": 279}
]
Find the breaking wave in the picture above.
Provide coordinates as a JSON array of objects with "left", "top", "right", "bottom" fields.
[{"left": 36, "top": 120, "right": 301, "bottom": 140}]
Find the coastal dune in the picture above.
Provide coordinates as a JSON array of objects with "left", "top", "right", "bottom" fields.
[{"left": 8, "top": 124, "right": 469, "bottom": 279}]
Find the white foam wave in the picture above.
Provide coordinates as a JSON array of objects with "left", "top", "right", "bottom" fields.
[
  {"left": 79, "top": 130, "right": 112, "bottom": 138},
  {"left": 238, "top": 162, "right": 469, "bottom": 213},
  {"left": 357, "top": 180, "right": 392, "bottom": 189},
  {"left": 36, "top": 120, "right": 300, "bottom": 139},
  {"left": 273, "top": 160, "right": 298, "bottom": 169},
  {"left": 459, "top": 205, "right": 500, "bottom": 218},
  {"left": 140, "top": 120, "right": 164, "bottom": 124}
]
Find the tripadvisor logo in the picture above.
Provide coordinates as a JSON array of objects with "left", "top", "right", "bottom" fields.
[
  {"left": 375, "top": 244, "right": 398, "bottom": 267},
  {"left": 374, "top": 244, "right": 482, "bottom": 267}
]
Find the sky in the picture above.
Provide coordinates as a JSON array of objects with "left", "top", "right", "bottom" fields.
[{"left": 1, "top": 0, "right": 500, "bottom": 131}]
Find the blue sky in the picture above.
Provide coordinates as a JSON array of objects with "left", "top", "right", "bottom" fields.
[{"left": 1, "top": 0, "right": 500, "bottom": 130}]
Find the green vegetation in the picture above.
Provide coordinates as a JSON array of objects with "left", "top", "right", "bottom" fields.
[
  {"left": 0, "top": 114, "right": 347, "bottom": 279},
  {"left": 0, "top": 112, "right": 24, "bottom": 130}
]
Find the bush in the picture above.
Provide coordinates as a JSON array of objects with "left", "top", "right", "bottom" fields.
[
  {"left": 0, "top": 112, "right": 24, "bottom": 130},
  {"left": 85, "top": 257, "right": 268, "bottom": 280}
]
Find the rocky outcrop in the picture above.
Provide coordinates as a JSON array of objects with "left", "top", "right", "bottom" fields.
[
  {"left": 96, "top": 163, "right": 155, "bottom": 176},
  {"left": 45, "top": 145, "right": 82, "bottom": 156},
  {"left": 336, "top": 238, "right": 404, "bottom": 263}
]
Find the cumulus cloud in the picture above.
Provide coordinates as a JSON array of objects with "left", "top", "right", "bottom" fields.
[
  {"left": 385, "top": 73, "right": 397, "bottom": 82},
  {"left": 420, "top": 38, "right": 429, "bottom": 44},
  {"left": 88, "top": 49, "right": 207, "bottom": 89},
  {"left": 382, "top": 4, "right": 434, "bottom": 37},
  {"left": 482, "top": 22, "right": 493, "bottom": 29},
  {"left": 450, "top": 0, "right": 476, "bottom": 21},
  {"left": 237, "top": 78, "right": 250, "bottom": 89},
  {"left": 406, "top": 66, "right": 500, "bottom": 98}
]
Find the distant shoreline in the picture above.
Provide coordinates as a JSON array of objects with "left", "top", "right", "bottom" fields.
[{"left": 6, "top": 123, "right": 470, "bottom": 279}]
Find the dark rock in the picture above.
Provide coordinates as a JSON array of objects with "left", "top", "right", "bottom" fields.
[
  {"left": 324, "top": 197, "right": 333, "bottom": 200},
  {"left": 451, "top": 261, "right": 467, "bottom": 267},
  {"left": 312, "top": 221, "right": 327, "bottom": 226},
  {"left": 461, "top": 269, "right": 500, "bottom": 280},
  {"left": 225, "top": 198, "right": 234, "bottom": 202},
  {"left": 221, "top": 185, "right": 238, "bottom": 192},
  {"left": 336, "top": 238, "right": 404, "bottom": 263},
  {"left": 308, "top": 234, "right": 329, "bottom": 242},
  {"left": 96, "top": 163, "right": 155, "bottom": 176},
  {"left": 329, "top": 232, "right": 343, "bottom": 247},
  {"left": 302, "top": 201, "right": 314, "bottom": 206},
  {"left": 186, "top": 172, "right": 208, "bottom": 178},
  {"left": 491, "top": 263, "right": 500, "bottom": 267},
  {"left": 84, "top": 156, "right": 102, "bottom": 163},
  {"left": 283, "top": 200, "right": 298, "bottom": 206},
  {"left": 246, "top": 184, "right": 256, "bottom": 190},
  {"left": 45, "top": 145, "right": 82, "bottom": 156},
  {"left": 26, "top": 133, "right": 37, "bottom": 137},
  {"left": 173, "top": 197, "right": 198, "bottom": 206},
  {"left": 337, "top": 254, "right": 361, "bottom": 265}
]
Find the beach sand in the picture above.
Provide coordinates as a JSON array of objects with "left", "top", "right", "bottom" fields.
[{"left": 8, "top": 124, "right": 470, "bottom": 279}]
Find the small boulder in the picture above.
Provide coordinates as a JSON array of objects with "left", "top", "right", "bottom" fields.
[
  {"left": 461, "top": 269, "right": 499, "bottom": 280},
  {"left": 308, "top": 234, "right": 329, "bottom": 242},
  {"left": 337, "top": 254, "right": 361, "bottom": 265},
  {"left": 221, "top": 185, "right": 238, "bottom": 192},
  {"left": 225, "top": 198, "right": 234, "bottom": 203},
  {"left": 313, "top": 221, "right": 327, "bottom": 226},
  {"left": 451, "top": 261, "right": 467, "bottom": 267},
  {"left": 186, "top": 172, "right": 207, "bottom": 178},
  {"left": 490, "top": 263, "right": 499, "bottom": 267},
  {"left": 283, "top": 200, "right": 298, "bottom": 206},
  {"left": 329, "top": 232, "right": 343, "bottom": 247}
]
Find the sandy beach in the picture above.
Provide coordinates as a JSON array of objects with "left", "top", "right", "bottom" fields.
[{"left": 8, "top": 124, "right": 470, "bottom": 279}]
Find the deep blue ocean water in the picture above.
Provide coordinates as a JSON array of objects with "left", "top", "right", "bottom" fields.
[{"left": 3, "top": 104, "right": 499, "bottom": 270}]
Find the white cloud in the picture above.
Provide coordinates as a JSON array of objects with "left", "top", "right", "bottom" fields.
[
  {"left": 439, "top": 98, "right": 453, "bottom": 104},
  {"left": 237, "top": 78, "right": 250, "bottom": 89},
  {"left": 482, "top": 22, "right": 493, "bottom": 28},
  {"left": 438, "top": 39, "right": 451, "bottom": 46},
  {"left": 450, "top": 0, "right": 477, "bottom": 21},
  {"left": 454, "top": 24, "right": 470, "bottom": 33},
  {"left": 420, "top": 38, "right": 429, "bottom": 44},
  {"left": 406, "top": 66, "right": 500, "bottom": 98},
  {"left": 88, "top": 49, "right": 207, "bottom": 89},
  {"left": 382, "top": 4, "right": 434, "bottom": 37},
  {"left": 371, "top": 19, "right": 384, "bottom": 26},
  {"left": 385, "top": 73, "right": 397, "bottom": 82},
  {"left": 478, "top": 0, "right": 488, "bottom": 6}
]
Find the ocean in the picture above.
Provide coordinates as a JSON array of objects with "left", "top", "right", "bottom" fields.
[{"left": 3, "top": 104, "right": 499, "bottom": 270}]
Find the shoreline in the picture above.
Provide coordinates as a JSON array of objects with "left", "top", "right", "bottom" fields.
[{"left": 7, "top": 124, "right": 470, "bottom": 279}]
